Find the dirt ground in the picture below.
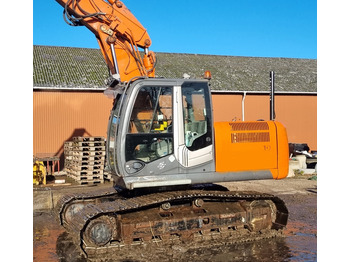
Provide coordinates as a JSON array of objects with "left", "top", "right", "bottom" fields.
[{"left": 33, "top": 175, "right": 317, "bottom": 262}]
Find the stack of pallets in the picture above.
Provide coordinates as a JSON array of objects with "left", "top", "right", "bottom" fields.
[{"left": 64, "top": 136, "right": 106, "bottom": 185}]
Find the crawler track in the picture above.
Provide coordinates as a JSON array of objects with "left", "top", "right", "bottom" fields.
[{"left": 56, "top": 187, "right": 288, "bottom": 258}]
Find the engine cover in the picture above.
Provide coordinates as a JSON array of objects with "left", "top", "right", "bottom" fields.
[{"left": 214, "top": 121, "right": 289, "bottom": 179}]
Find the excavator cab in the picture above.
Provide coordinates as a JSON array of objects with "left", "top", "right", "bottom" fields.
[
  {"left": 106, "top": 78, "right": 215, "bottom": 190},
  {"left": 107, "top": 78, "right": 289, "bottom": 190}
]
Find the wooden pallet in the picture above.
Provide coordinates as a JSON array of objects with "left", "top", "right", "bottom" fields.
[
  {"left": 72, "top": 146, "right": 106, "bottom": 151},
  {"left": 66, "top": 168, "right": 104, "bottom": 177},
  {"left": 69, "top": 173, "right": 104, "bottom": 181},
  {"left": 71, "top": 159, "right": 104, "bottom": 166},
  {"left": 67, "top": 170, "right": 104, "bottom": 185},
  {"left": 73, "top": 141, "right": 105, "bottom": 147},
  {"left": 71, "top": 164, "right": 104, "bottom": 171},
  {"left": 72, "top": 155, "right": 105, "bottom": 162},
  {"left": 73, "top": 136, "right": 105, "bottom": 142},
  {"left": 68, "top": 151, "right": 106, "bottom": 156}
]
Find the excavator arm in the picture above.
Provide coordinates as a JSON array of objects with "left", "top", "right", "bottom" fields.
[{"left": 56, "top": 0, "right": 156, "bottom": 85}]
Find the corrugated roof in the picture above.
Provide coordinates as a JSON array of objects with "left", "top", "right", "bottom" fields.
[
  {"left": 33, "top": 45, "right": 109, "bottom": 89},
  {"left": 33, "top": 45, "right": 317, "bottom": 92}
]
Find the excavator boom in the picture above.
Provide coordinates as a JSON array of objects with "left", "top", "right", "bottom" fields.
[{"left": 56, "top": 0, "right": 156, "bottom": 85}]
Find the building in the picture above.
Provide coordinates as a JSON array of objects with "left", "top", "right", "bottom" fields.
[{"left": 33, "top": 45, "right": 317, "bottom": 165}]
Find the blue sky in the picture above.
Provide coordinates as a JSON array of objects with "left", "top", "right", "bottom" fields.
[{"left": 33, "top": 0, "right": 317, "bottom": 59}]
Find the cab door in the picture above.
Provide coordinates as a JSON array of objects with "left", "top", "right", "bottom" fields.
[{"left": 174, "top": 81, "right": 214, "bottom": 168}]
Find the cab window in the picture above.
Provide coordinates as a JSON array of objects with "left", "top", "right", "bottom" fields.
[
  {"left": 182, "top": 83, "right": 212, "bottom": 151},
  {"left": 125, "top": 86, "right": 173, "bottom": 163}
]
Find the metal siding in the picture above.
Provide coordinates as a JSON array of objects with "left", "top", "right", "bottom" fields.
[
  {"left": 212, "top": 93, "right": 317, "bottom": 151},
  {"left": 33, "top": 91, "right": 317, "bottom": 164},
  {"left": 211, "top": 95, "right": 242, "bottom": 122},
  {"left": 33, "top": 91, "right": 112, "bottom": 158}
]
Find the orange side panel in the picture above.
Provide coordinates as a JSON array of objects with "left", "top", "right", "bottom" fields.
[
  {"left": 214, "top": 121, "right": 288, "bottom": 179},
  {"left": 274, "top": 121, "right": 289, "bottom": 179}
]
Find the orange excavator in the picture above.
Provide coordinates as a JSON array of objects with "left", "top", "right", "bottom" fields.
[{"left": 55, "top": 0, "right": 289, "bottom": 258}]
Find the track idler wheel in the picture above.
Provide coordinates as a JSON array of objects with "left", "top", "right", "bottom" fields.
[
  {"left": 243, "top": 200, "right": 277, "bottom": 232},
  {"left": 83, "top": 216, "right": 115, "bottom": 247},
  {"left": 63, "top": 203, "right": 86, "bottom": 224}
]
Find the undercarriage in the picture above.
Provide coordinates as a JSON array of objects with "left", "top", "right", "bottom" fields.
[{"left": 56, "top": 185, "right": 288, "bottom": 258}]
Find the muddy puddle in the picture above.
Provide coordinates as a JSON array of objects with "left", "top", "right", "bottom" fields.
[{"left": 33, "top": 193, "right": 316, "bottom": 262}]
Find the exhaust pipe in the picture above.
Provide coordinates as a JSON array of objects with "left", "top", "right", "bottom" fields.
[{"left": 270, "top": 71, "right": 275, "bottom": 121}]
